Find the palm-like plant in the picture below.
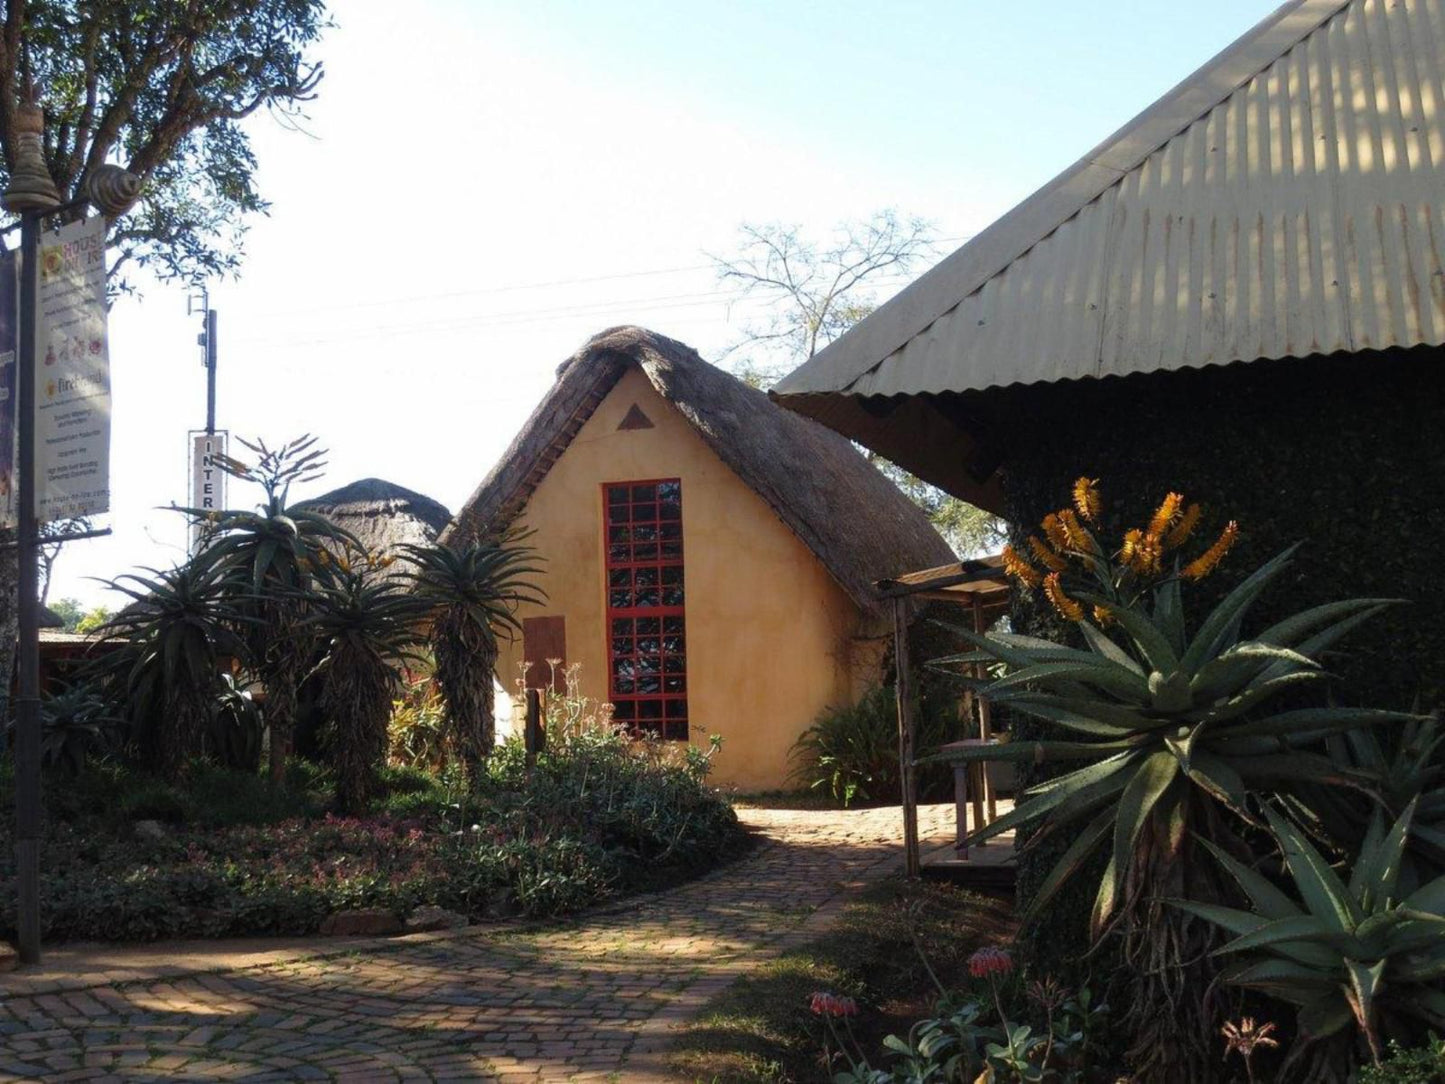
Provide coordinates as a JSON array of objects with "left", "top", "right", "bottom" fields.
[
  {"left": 93, "top": 563, "right": 250, "bottom": 780},
  {"left": 184, "top": 434, "right": 356, "bottom": 782},
  {"left": 402, "top": 535, "right": 545, "bottom": 782},
  {"left": 934, "top": 479, "right": 1414, "bottom": 1082},
  {"left": 1175, "top": 803, "right": 1445, "bottom": 1077},
  {"left": 303, "top": 567, "right": 422, "bottom": 813}
]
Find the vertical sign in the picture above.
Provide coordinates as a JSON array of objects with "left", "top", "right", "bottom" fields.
[
  {"left": 188, "top": 429, "right": 228, "bottom": 554},
  {"left": 35, "top": 215, "right": 109, "bottom": 523},
  {"left": 0, "top": 249, "right": 16, "bottom": 528}
]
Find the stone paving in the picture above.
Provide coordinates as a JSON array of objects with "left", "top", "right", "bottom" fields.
[{"left": 0, "top": 804, "right": 958, "bottom": 1082}]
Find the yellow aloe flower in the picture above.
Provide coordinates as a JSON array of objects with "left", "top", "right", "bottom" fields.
[
  {"left": 1002, "top": 544, "right": 1043, "bottom": 589},
  {"left": 1072, "top": 476, "right": 1103, "bottom": 523},
  {"left": 1057, "top": 508, "right": 1090, "bottom": 552},
  {"left": 1043, "top": 572, "right": 1085, "bottom": 622},
  {"left": 1092, "top": 604, "right": 1114, "bottom": 627},
  {"left": 1147, "top": 492, "right": 1184, "bottom": 539},
  {"left": 1183, "top": 521, "right": 1240, "bottom": 581},
  {"left": 1042, "top": 512, "right": 1070, "bottom": 554},
  {"left": 1164, "top": 502, "right": 1202, "bottom": 549},
  {"left": 1028, "top": 535, "right": 1067, "bottom": 572},
  {"left": 1121, "top": 528, "right": 1162, "bottom": 575}
]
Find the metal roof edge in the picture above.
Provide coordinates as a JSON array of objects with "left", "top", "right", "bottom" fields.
[{"left": 772, "top": 0, "right": 1349, "bottom": 400}]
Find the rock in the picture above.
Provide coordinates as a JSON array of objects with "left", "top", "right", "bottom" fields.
[
  {"left": 319, "top": 908, "right": 403, "bottom": 937},
  {"left": 133, "top": 819, "right": 168, "bottom": 843},
  {"left": 0, "top": 941, "right": 16, "bottom": 973},
  {"left": 405, "top": 906, "right": 469, "bottom": 934}
]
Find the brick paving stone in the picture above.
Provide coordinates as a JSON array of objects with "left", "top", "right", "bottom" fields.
[{"left": 0, "top": 804, "right": 957, "bottom": 1081}]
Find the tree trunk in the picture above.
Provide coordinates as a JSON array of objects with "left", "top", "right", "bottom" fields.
[{"left": 437, "top": 629, "right": 496, "bottom": 788}]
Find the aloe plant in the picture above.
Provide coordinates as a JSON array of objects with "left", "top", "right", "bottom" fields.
[
  {"left": 939, "top": 544, "right": 1408, "bottom": 931},
  {"left": 933, "top": 480, "right": 1416, "bottom": 1083},
  {"left": 1175, "top": 803, "right": 1445, "bottom": 1073},
  {"left": 402, "top": 535, "right": 544, "bottom": 782}
]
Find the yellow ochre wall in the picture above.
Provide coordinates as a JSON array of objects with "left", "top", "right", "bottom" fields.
[{"left": 495, "top": 365, "right": 882, "bottom": 791}]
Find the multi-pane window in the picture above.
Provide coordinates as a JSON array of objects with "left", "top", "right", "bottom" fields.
[{"left": 604, "top": 479, "right": 687, "bottom": 740}]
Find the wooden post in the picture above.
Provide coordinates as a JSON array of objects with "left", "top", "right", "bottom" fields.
[
  {"left": 893, "top": 597, "right": 920, "bottom": 877},
  {"left": 972, "top": 593, "right": 997, "bottom": 823},
  {"left": 524, "top": 688, "right": 543, "bottom": 770}
]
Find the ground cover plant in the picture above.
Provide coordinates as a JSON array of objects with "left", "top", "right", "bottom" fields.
[{"left": 667, "top": 878, "right": 1019, "bottom": 1083}]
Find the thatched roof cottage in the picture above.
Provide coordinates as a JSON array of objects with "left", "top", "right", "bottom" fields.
[{"left": 447, "top": 326, "right": 954, "bottom": 790}]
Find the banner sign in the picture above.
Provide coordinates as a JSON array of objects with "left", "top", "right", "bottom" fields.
[
  {"left": 0, "top": 249, "right": 16, "bottom": 528},
  {"left": 35, "top": 215, "right": 110, "bottom": 523},
  {"left": 188, "top": 429, "right": 228, "bottom": 555}
]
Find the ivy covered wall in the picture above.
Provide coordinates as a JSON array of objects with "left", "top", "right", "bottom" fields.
[{"left": 978, "top": 342, "right": 1445, "bottom": 972}]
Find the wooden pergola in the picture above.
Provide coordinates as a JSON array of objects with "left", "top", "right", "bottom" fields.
[{"left": 875, "top": 554, "right": 1011, "bottom": 876}]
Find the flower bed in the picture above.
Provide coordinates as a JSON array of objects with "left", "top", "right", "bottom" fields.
[{"left": 0, "top": 728, "right": 749, "bottom": 943}]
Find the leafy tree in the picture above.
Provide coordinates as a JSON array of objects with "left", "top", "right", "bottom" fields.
[
  {"left": 304, "top": 566, "right": 419, "bottom": 814},
  {"left": 45, "top": 594, "right": 81, "bottom": 630},
  {"left": 403, "top": 536, "right": 545, "bottom": 784},
  {"left": 74, "top": 604, "right": 110, "bottom": 633},
  {"left": 10, "top": 0, "right": 329, "bottom": 288},
  {"left": 710, "top": 212, "right": 1002, "bottom": 555},
  {"left": 186, "top": 434, "right": 353, "bottom": 782}
]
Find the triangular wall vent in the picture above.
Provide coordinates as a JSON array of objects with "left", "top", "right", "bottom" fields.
[{"left": 617, "top": 403, "right": 654, "bottom": 431}]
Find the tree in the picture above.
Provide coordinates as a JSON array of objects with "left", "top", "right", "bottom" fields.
[
  {"left": 186, "top": 434, "right": 353, "bottom": 782},
  {"left": 710, "top": 212, "right": 1003, "bottom": 556},
  {"left": 304, "top": 566, "right": 419, "bottom": 814},
  {"left": 0, "top": 1, "right": 329, "bottom": 720},
  {"left": 9, "top": 0, "right": 329, "bottom": 288},
  {"left": 403, "top": 536, "right": 545, "bottom": 785}
]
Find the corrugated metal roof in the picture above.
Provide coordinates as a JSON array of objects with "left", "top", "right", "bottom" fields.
[{"left": 774, "top": 0, "right": 1445, "bottom": 402}]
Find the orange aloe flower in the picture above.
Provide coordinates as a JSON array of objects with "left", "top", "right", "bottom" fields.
[
  {"left": 1028, "top": 535, "right": 1067, "bottom": 572},
  {"left": 1002, "top": 544, "right": 1043, "bottom": 589},
  {"left": 1072, "top": 476, "right": 1103, "bottom": 524},
  {"left": 1043, "top": 572, "right": 1085, "bottom": 622},
  {"left": 1183, "top": 521, "right": 1240, "bottom": 581}
]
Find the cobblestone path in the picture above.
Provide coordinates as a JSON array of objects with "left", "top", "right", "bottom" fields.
[{"left": 0, "top": 805, "right": 957, "bottom": 1082}]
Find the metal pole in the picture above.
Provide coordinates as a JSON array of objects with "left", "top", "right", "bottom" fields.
[
  {"left": 204, "top": 307, "right": 217, "bottom": 434},
  {"left": 13, "top": 210, "right": 42, "bottom": 964}
]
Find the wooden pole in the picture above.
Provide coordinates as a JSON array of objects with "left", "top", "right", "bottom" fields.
[
  {"left": 893, "top": 597, "right": 920, "bottom": 877},
  {"left": 524, "top": 689, "right": 543, "bottom": 771},
  {"left": 972, "top": 594, "right": 997, "bottom": 824}
]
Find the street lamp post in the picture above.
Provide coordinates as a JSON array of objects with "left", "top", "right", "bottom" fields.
[{"left": 5, "top": 91, "right": 139, "bottom": 967}]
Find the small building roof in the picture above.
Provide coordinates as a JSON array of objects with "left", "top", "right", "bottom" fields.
[
  {"left": 445, "top": 326, "right": 957, "bottom": 617},
  {"left": 773, "top": 0, "right": 1445, "bottom": 510},
  {"left": 293, "top": 478, "right": 452, "bottom": 557}
]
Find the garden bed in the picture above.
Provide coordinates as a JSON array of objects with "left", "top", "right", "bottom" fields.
[
  {"left": 666, "top": 878, "right": 1017, "bottom": 1083},
  {"left": 0, "top": 731, "right": 750, "bottom": 944}
]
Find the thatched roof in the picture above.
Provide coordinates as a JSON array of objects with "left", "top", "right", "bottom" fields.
[
  {"left": 294, "top": 478, "right": 452, "bottom": 557},
  {"left": 445, "top": 326, "right": 956, "bottom": 617}
]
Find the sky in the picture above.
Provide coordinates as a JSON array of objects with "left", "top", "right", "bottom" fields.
[{"left": 51, "top": 0, "right": 1283, "bottom": 608}]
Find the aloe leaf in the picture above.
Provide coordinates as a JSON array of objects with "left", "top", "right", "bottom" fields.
[
  {"left": 973, "top": 699, "right": 1138, "bottom": 739},
  {"left": 1298, "top": 994, "right": 1356, "bottom": 1040},
  {"left": 1216, "top": 914, "right": 1336, "bottom": 956},
  {"left": 1180, "top": 545, "right": 1300, "bottom": 674},
  {"left": 1169, "top": 899, "right": 1267, "bottom": 939},
  {"left": 986, "top": 661, "right": 1125, "bottom": 695},
  {"left": 1184, "top": 749, "right": 1251, "bottom": 818},
  {"left": 1344, "top": 959, "right": 1387, "bottom": 1040},
  {"left": 1077, "top": 592, "right": 1178, "bottom": 673},
  {"left": 1192, "top": 670, "right": 1330, "bottom": 725},
  {"left": 1089, "top": 853, "right": 1121, "bottom": 938},
  {"left": 1198, "top": 837, "right": 1303, "bottom": 919},
  {"left": 1218, "top": 957, "right": 1335, "bottom": 992},
  {"left": 1265, "top": 805, "right": 1363, "bottom": 933},
  {"left": 1404, "top": 870, "right": 1445, "bottom": 914},
  {"left": 1021, "top": 806, "right": 1114, "bottom": 923},
  {"left": 1078, "top": 620, "right": 1145, "bottom": 675},
  {"left": 1214, "top": 708, "right": 1421, "bottom": 744},
  {"left": 965, "top": 755, "right": 1137, "bottom": 848},
  {"left": 1256, "top": 598, "right": 1404, "bottom": 649},
  {"left": 1110, "top": 751, "right": 1179, "bottom": 902}
]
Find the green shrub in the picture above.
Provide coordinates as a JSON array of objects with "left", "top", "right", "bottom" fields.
[
  {"left": 1360, "top": 1039, "right": 1445, "bottom": 1084},
  {"left": 790, "top": 685, "right": 956, "bottom": 808}
]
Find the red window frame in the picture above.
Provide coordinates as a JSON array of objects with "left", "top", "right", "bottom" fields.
[{"left": 603, "top": 479, "right": 688, "bottom": 740}]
